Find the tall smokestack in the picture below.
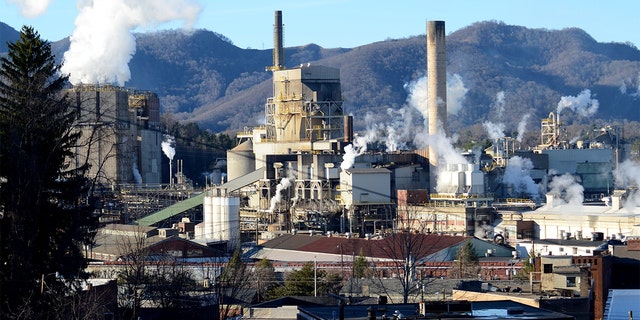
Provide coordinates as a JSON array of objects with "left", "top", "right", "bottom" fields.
[
  {"left": 273, "top": 10, "right": 284, "bottom": 70},
  {"left": 427, "top": 20, "right": 446, "bottom": 193}
]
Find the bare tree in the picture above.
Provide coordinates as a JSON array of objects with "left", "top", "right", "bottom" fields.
[
  {"left": 217, "top": 249, "right": 255, "bottom": 319},
  {"left": 369, "top": 205, "right": 454, "bottom": 303}
]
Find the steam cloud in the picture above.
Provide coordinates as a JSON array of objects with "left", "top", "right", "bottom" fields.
[
  {"left": 492, "top": 91, "right": 506, "bottom": 117},
  {"left": 613, "top": 160, "right": 640, "bottom": 208},
  {"left": 269, "top": 177, "right": 293, "bottom": 212},
  {"left": 483, "top": 121, "right": 505, "bottom": 141},
  {"left": 556, "top": 89, "right": 599, "bottom": 117},
  {"left": 516, "top": 114, "right": 530, "bottom": 143},
  {"left": 340, "top": 73, "right": 469, "bottom": 191},
  {"left": 340, "top": 135, "right": 369, "bottom": 171},
  {"left": 161, "top": 134, "right": 176, "bottom": 160},
  {"left": 548, "top": 173, "right": 584, "bottom": 206},
  {"left": 7, "top": 0, "right": 51, "bottom": 18},
  {"left": 619, "top": 73, "right": 640, "bottom": 97},
  {"left": 62, "top": 0, "right": 201, "bottom": 86},
  {"left": 503, "top": 156, "right": 539, "bottom": 198}
]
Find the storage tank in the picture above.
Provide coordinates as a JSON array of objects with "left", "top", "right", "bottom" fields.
[
  {"left": 203, "top": 195, "right": 214, "bottom": 240},
  {"left": 212, "top": 195, "right": 221, "bottom": 240},
  {"left": 220, "top": 195, "right": 241, "bottom": 250},
  {"left": 226, "top": 140, "right": 255, "bottom": 181}
]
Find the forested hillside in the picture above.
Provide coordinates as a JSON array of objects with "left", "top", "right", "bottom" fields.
[{"left": 3, "top": 20, "right": 640, "bottom": 142}]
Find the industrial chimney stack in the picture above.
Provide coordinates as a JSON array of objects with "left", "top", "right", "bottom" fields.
[
  {"left": 272, "top": 10, "right": 284, "bottom": 71},
  {"left": 427, "top": 20, "right": 447, "bottom": 192}
]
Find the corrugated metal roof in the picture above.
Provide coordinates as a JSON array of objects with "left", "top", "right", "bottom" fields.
[
  {"left": 258, "top": 233, "right": 468, "bottom": 261},
  {"left": 605, "top": 289, "right": 640, "bottom": 320}
]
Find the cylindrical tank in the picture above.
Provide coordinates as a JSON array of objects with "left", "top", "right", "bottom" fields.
[
  {"left": 203, "top": 195, "right": 213, "bottom": 240},
  {"left": 224, "top": 196, "right": 241, "bottom": 250},
  {"left": 227, "top": 140, "right": 255, "bottom": 181},
  {"left": 212, "top": 195, "right": 221, "bottom": 240}
]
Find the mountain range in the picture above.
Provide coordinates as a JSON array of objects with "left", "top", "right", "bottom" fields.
[{"left": 2, "top": 20, "right": 640, "bottom": 142}]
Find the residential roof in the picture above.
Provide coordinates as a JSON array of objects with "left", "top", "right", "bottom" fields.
[{"left": 256, "top": 233, "right": 469, "bottom": 262}]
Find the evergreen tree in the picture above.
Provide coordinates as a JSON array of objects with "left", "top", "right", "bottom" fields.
[
  {"left": 453, "top": 240, "right": 480, "bottom": 279},
  {"left": 266, "top": 262, "right": 343, "bottom": 299},
  {"left": 0, "top": 26, "right": 97, "bottom": 318}
]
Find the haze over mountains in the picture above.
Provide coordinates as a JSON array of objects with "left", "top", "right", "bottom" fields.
[{"left": 2, "top": 20, "right": 640, "bottom": 139}]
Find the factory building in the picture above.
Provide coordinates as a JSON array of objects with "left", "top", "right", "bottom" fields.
[{"left": 69, "top": 84, "right": 163, "bottom": 186}]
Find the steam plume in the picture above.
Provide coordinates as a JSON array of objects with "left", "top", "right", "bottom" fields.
[
  {"left": 269, "top": 177, "right": 293, "bottom": 212},
  {"left": 161, "top": 134, "right": 176, "bottom": 160},
  {"left": 62, "top": 0, "right": 201, "bottom": 86},
  {"left": 516, "top": 114, "right": 530, "bottom": 143},
  {"left": 503, "top": 156, "right": 539, "bottom": 198},
  {"left": 548, "top": 173, "right": 584, "bottom": 206},
  {"left": 556, "top": 89, "right": 599, "bottom": 117},
  {"left": 492, "top": 91, "right": 506, "bottom": 117},
  {"left": 446, "top": 74, "right": 468, "bottom": 115},
  {"left": 7, "top": 0, "right": 51, "bottom": 17},
  {"left": 340, "top": 135, "right": 369, "bottom": 171},
  {"left": 613, "top": 160, "right": 640, "bottom": 208},
  {"left": 482, "top": 121, "right": 505, "bottom": 141}
]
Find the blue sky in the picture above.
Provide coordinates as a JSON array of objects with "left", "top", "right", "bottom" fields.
[{"left": 1, "top": 0, "right": 637, "bottom": 49}]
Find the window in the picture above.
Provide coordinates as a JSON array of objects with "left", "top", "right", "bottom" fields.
[
  {"left": 559, "top": 247, "right": 564, "bottom": 252},
  {"left": 543, "top": 264, "right": 553, "bottom": 273},
  {"left": 566, "top": 276, "right": 576, "bottom": 287},
  {"left": 573, "top": 247, "right": 578, "bottom": 255}
]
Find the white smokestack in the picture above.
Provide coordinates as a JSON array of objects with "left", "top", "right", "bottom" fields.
[{"left": 62, "top": 0, "right": 201, "bottom": 86}]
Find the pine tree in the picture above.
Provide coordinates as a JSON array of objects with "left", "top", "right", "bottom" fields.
[
  {"left": 0, "top": 26, "right": 97, "bottom": 318},
  {"left": 454, "top": 240, "right": 480, "bottom": 279}
]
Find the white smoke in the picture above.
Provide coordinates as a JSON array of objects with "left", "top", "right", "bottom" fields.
[
  {"left": 613, "top": 160, "right": 640, "bottom": 208},
  {"left": 516, "top": 114, "right": 530, "bottom": 143},
  {"left": 619, "top": 73, "right": 640, "bottom": 97},
  {"left": 132, "top": 163, "right": 142, "bottom": 185},
  {"left": 406, "top": 77, "right": 429, "bottom": 118},
  {"left": 62, "top": 0, "right": 201, "bottom": 86},
  {"left": 556, "top": 89, "right": 599, "bottom": 117},
  {"left": 269, "top": 177, "right": 293, "bottom": 212},
  {"left": 340, "top": 135, "right": 369, "bottom": 171},
  {"left": 492, "top": 91, "right": 506, "bottom": 117},
  {"left": 161, "top": 134, "right": 175, "bottom": 160},
  {"left": 447, "top": 74, "right": 468, "bottom": 115},
  {"left": 482, "top": 121, "right": 505, "bottom": 141},
  {"left": 503, "top": 156, "right": 539, "bottom": 198},
  {"left": 548, "top": 173, "right": 584, "bottom": 206}
]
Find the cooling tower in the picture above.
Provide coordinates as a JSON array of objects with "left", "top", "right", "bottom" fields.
[{"left": 427, "top": 20, "right": 447, "bottom": 192}]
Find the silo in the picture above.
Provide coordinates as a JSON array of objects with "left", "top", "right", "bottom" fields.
[
  {"left": 220, "top": 194, "right": 241, "bottom": 251},
  {"left": 226, "top": 140, "right": 255, "bottom": 181},
  {"left": 212, "top": 193, "right": 222, "bottom": 240},
  {"left": 203, "top": 194, "right": 214, "bottom": 240}
]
